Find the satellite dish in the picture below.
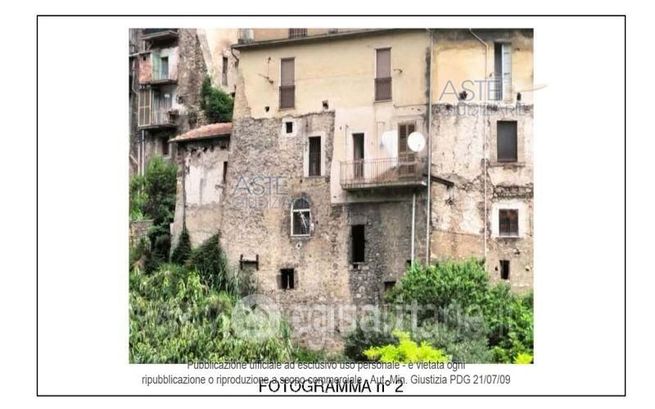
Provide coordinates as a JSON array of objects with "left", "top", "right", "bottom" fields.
[{"left": 407, "top": 132, "right": 426, "bottom": 153}]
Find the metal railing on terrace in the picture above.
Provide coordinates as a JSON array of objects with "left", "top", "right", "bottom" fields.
[
  {"left": 138, "top": 108, "right": 177, "bottom": 128},
  {"left": 340, "top": 155, "right": 426, "bottom": 190},
  {"left": 151, "top": 68, "right": 175, "bottom": 82}
]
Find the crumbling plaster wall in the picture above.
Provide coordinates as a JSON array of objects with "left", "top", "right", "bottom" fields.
[
  {"left": 197, "top": 29, "right": 240, "bottom": 95},
  {"left": 172, "top": 138, "right": 230, "bottom": 247},
  {"left": 429, "top": 103, "right": 533, "bottom": 291},
  {"left": 431, "top": 29, "right": 534, "bottom": 105}
]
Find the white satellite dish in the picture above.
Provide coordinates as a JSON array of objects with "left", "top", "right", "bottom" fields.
[{"left": 407, "top": 131, "right": 426, "bottom": 153}]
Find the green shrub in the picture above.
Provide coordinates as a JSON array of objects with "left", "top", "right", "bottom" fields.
[
  {"left": 514, "top": 352, "right": 533, "bottom": 364},
  {"left": 130, "top": 156, "right": 177, "bottom": 272},
  {"left": 349, "top": 259, "right": 533, "bottom": 363},
  {"left": 345, "top": 305, "right": 494, "bottom": 363},
  {"left": 201, "top": 76, "right": 233, "bottom": 123},
  {"left": 171, "top": 227, "right": 192, "bottom": 265},
  {"left": 144, "top": 225, "right": 171, "bottom": 273},
  {"left": 483, "top": 283, "right": 534, "bottom": 362},
  {"left": 386, "top": 259, "right": 489, "bottom": 316},
  {"left": 129, "top": 174, "right": 147, "bottom": 222},
  {"left": 129, "top": 264, "right": 293, "bottom": 363},
  {"left": 344, "top": 323, "right": 396, "bottom": 361},
  {"left": 188, "top": 233, "right": 229, "bottom": 290},
  {"left": 364, "top": 330, "right": 449, "bottom": 363},
  {"left": 142, "top": 157, "right": 177, "bottom": 226},
  {"left": 414, "top": 313, "right": 494, "bottom": 364},
  {"left": 129, "top": 237, "right": 150, "bottom": 271}
]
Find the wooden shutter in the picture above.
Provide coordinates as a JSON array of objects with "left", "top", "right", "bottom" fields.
[
  {"left": 376, "top": 48, "right": 391, "bottom": 78},
  {"left": 281, "top": 58, "right": 294, "bottom": 85},
  {"left": 280, "top": 58, "right": 295, "bottom": 108},
  {"left": 375, "top": 48, "right": 392, "bottom": 101},
  {"left": 501, "top": 43, "right": 512, "bottom": 100},
  {"left": 138, "top": 89, "right": 151, "bottom": 126}
]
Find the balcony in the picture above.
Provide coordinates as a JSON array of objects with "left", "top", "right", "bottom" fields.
[
  {"left": 340, "top": 155, "right": 427, "bottom": 190},
  {"left": 138, "top": 108, "right": 178, "bottom": 129},
  {"left": 148, "top": 68, "right": 176, "bottom": 84},
  {"left": 142, "top": 29, "right": 178, "bottom": 43}
]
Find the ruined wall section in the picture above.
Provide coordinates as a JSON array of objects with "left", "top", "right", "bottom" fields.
[
  {"left": 176, "top": 29, "right": 209, "bottom": 133},
  {"left": 171, "top": 138, "right": 230, "bottom": 247},
  {"left": 430, "top": 103, "right": 533, "bottom": 291}
]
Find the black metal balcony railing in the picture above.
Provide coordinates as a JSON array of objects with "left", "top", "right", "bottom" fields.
[{"left": 340, "top": 155, "right": 426, "bottom": 190}]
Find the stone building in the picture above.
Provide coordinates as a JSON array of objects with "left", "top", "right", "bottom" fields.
[
  {"left": 167, "top": 28, "right": 534, "bottom": 349},
  {"left": 128, "top": 28, "right": 240, "bottom": 176},
  {"left": 170, "top": 122, "right": 232, "bottom": 247}
]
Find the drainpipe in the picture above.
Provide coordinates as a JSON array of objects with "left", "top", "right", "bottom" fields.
[
  {"left": 140, "top": 130, "right": 146, "bottom": 175},
  {"left": 411, "top": 193, "right": 416, "bottom": 263},
  {"left": 425, "top": 29, "right": 433, "bottom": 265},
  {"left": 469, "top": 28, "right": 489, "bottom": 268}
]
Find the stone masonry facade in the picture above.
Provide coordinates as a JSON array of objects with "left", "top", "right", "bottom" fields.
[{"left": 156, "top": 28, "right": 534, "bottom": 350}]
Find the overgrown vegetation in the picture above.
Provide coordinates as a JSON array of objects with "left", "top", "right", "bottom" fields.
[
  {"left": 171, "top": 226, "right": 192, "bottom": 265},
  {"left": 129, "top": 156, "right": 177, "bottom": 272},
  {"left": 129, "top": 232, "right": 294, "bottom": 363},
  {"left": 200, "top": 76, "right": 234, "bottom": 123},
  {"left": 347, "top": 259, "right": 534, "bottom": 364},
  {"left": 188, "top": 234, "right": 229, "bottom": 291}
]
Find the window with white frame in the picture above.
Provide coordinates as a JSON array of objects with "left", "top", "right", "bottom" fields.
[
  {"left": 291, "top": 198, "right": 311, "bottom": 236},
  {"left": 499, "top": 209, "right": 519, "bottom": 237},
  {"left": 491, "top": 42, "right": 512, "bottom": 101}
]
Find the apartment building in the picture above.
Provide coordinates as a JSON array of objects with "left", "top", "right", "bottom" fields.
[
  {"left": 167, "top": 28, "right": 533, "bottom": 349},
  {"left": 128, "top": 28, "right": 239, "bottom": 176}
]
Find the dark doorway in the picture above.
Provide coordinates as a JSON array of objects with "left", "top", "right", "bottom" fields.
[
  {"left": 353, "top": 133, "right": 364, "bottom": 179},
  {"left": 351, "top": 225, "right": 365, "bottom": 263}
]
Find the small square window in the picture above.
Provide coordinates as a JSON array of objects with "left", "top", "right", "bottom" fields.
[
  {"left": 285, "top": 121, "right": 294, "bottom": 134},
  {"left": 280, "top": 269, "right": 295, "bottom": 290},
  {"left": 500, "top": 260, "right": 510, "bottom": 280},
  {"left": 384, "top": 281, "right": 396, "bottom": 293}
]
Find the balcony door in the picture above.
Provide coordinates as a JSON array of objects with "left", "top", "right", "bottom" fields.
[
  {"left": 398, "top": 123, "right": 416, "bottom": 177},
  {"left": 352, "top": 133, "right": 364, "bottom": 180}
]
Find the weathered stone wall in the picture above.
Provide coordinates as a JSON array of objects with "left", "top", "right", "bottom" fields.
[
  {"left": 171, "top": 138, "right": 230, "bottom": 247},
  {"left": 129, "top": 219, "right": 153, "bottom": 247},
  {"left": 176, "top": 29, "right": 209, "bottom": 133},
  {"left": 429, "top": 102, "right": 533, "bottom": 290},
  {"left": 220, "top": 111, "right": 425, "bottom": 350}
]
